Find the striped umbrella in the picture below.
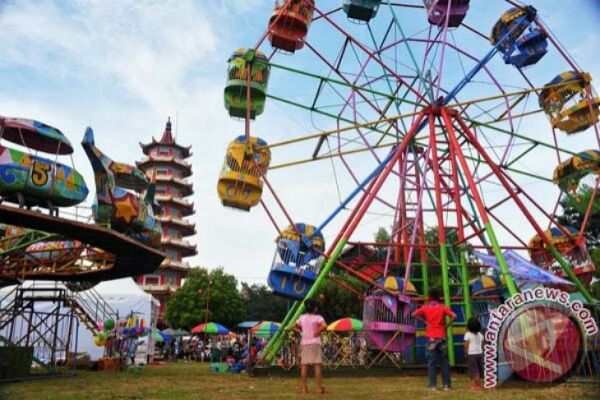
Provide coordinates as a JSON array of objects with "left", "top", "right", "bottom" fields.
[
  {"left": 191, "top": 322, "right": 230, "bottom": 335},
  {"left": 376, "top": 276, "right": 417, "bottom": 296},
  {"left": 251, "top": 321, "right": 281, "bottom": 338},
  {"left": 327, "top": 318, "right": 363, "bottom": 332}
]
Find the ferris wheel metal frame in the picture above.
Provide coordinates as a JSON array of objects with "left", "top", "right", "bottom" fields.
[{"left": 218, "top": 0, "right": 600, "bottom": 369}]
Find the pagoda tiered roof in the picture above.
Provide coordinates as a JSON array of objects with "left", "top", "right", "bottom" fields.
[
  {"left": 137, "top": 155, "right": 192, "bottom": 177},
  {"left": 140, "top": 118, "right": 192, "bottom": 158},
  {"left": 154, "top": 194, "right": 195, "bottom": 215},
  {"left": 155, "top": 175, "right": 193, "bottom": 197},
  {"left": 157, "top": 214, "right": 196, "bottom": 236},
  {"left": 160, "top": 258, "right": 193, "bottom": 273},
  {"left": 161, "top": 236, "right": 197, "bottom": 257},
  {"left": 137, "top": 117, "right": 196, "bottom": 303}
]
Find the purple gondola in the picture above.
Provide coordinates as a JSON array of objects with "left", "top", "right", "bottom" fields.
[
  {"left": 362, "top": 276, "right": 417, "bottom": 352},
  {"left": 425, "top": 0, "right": 470, "bottom": 28}
]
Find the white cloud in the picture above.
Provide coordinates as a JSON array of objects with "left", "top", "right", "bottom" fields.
[{"left": 0, "top": 0, "right": 219, "bottom": 112}]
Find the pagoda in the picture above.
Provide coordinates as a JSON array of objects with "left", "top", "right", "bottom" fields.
[{"left": 136, "top": 118, "right": 197, "bottom": 318}]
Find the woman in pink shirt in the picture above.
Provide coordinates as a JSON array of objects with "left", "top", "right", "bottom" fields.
[{"left": 295, "top": 298, "right": 327, "bottom": 395}]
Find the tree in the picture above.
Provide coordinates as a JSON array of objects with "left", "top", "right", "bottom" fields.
[
  {"left": 591, "top": 248, "right": 600, "bottom": 280},
  {"left": 557, "top": 199, "right": 600, "bottom": 248},
  {"left": 164, "top": 267, "right": 246, "bottom": 330},
  {"left": 318, "top": 272, "right": 367, "bottom": 323},
  {"left": 591, "top": 280, "right": 600, "bottom": 300},
  {"left": 374, "top": 227, "right": 390, "bottom": 243},
  {"left": 241, "top": 283, "right": 289, "bottom": 322}
]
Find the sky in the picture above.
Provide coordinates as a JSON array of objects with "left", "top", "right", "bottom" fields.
[{"left": 0, "top": 0, "right": 598, "bottom": 291}]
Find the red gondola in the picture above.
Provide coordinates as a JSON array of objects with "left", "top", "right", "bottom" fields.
[{"left": 268, "top": 0, "right": 315, "bottom": 53}]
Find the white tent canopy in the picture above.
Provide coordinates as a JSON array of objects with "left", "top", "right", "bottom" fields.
[{"left": 0, "top": 278, "right": 159, "bottom": 362}]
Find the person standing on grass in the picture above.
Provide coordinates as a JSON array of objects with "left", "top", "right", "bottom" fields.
[
  {"left": 464, "top": 316, "right": 484, "bottom": 391},
  {"left": 295, "top": 298, "right": 327, "bottom": 395},
  {"left": 412, "top": 287, "right": 457, "bottom": 391}
]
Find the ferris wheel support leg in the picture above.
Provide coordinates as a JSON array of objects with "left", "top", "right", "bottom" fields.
[
  {"left": 414, "top": 161, "right": 430, "bottom": 297},
  {"left": 316, "top": 141, "right": 399, "bottom": 233},
  {"left": 420, "top": 249, "right": 429, "bottom": 296},
  {"left": 452, "top": 112, "right": 597, "bottom": 304},
  {"left": 269, "top": 142, "right": 404, "bottom": 356},
  {"left": 459, "top": 248, "right": 472, "bottom": 320},
  {"left": 456, "top": 167, "right": 488, "bottom": 247},
  {"left": 440, "top": 109, "right": 519, "bottom": 297},
  {"left": 439, "top": 243, "right": 455, "bottom": 366},
  {"left": 262, "top": 299, "right": 300, "bottom": 362},
  {"left": 264, "top": 165, "right": 387, "bottom": 362},
  {"left": 445, "top": 117, "right": 474, "bottom": 325},
  {"left": 427, "top": 113, "right": 457, "bottom": 366}
]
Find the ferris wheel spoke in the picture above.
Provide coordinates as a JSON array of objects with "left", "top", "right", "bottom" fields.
[
  {"left": 268, "top": 80, "right": 556, "bottom": 155},
  {"left": 431, "top": 0, "right": 454, "bottom": 99},
  {"left": 259, "top": 199, "right": 281, "bottom": 236},
  {"left": 268, "top": 131, "right": 559, "bottom": 186},
  {"left": 312, "top": 3, "right": 432, "bottom": 106},
  {"left": 304, "top": 41, "right": 405, "bottom": 142},
  {"left": 268, "top": 62, "right": 420, "bottom": 143},
  {"left": 383, "top": 1, "right": 434, "bottom": 103}
]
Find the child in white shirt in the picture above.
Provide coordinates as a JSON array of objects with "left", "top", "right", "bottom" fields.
[{"left": 463, "top": 316, "right": 484, "bottom": 391}]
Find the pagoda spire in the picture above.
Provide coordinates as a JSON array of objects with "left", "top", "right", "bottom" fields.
[{"left": 160, "top": 117, "right": 174, "bottom": 143}]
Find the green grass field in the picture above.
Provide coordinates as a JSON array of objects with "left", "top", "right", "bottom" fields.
[{"left": 1, "top": 363, "right": 597, "bottom": 400}]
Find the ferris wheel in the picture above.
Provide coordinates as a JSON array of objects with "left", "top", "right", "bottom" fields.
[{"left": 216, "top": 0, "right": 599, "bottom": 379}]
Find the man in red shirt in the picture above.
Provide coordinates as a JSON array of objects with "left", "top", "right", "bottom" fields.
[{"left": 412, "top": 288, "right": 457, "bottom": 390}]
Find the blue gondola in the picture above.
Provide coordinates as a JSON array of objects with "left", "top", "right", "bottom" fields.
[
  {"left": 491, "top": 7, "right": 547, "bottom": 68},
  {"left": 502, "top": 29, "right": 548, "bottom": 68},
  {"left": 267, "top": 223, "right": 324, "bottom": 300}
]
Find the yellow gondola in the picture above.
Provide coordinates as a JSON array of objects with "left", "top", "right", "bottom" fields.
[
  {"left": 553, "top": 150, "right": 600, "bottom": 193},
  {"left": 538, "top": 71, "right": 600, "bottom": 134},
  {"left": 217, "top": 135, "right": 271, "bottom": 211}
]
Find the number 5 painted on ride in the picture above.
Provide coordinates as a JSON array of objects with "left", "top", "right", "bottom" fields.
[{"left": 31, "top": 161, "right": 51, "bottom": 187}]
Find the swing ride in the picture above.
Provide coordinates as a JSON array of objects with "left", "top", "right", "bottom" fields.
[
  {"left": 0, "top": 120, "right": 165, "bottom": 285},
  {"left": 217, "top": 0, "right": 599, "bottom": 382}
]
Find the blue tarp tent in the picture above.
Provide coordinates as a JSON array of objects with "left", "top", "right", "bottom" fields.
[{"left": 473, "top": 250, "right": 574, "bottom": 286}]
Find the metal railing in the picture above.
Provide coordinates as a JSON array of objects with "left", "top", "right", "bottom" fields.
[
  {"left": 67, "top": 286, "right": 117, "bottom": 334},
  {"left": 0, "top": 282, "right": 116, "bottom": 336}
]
